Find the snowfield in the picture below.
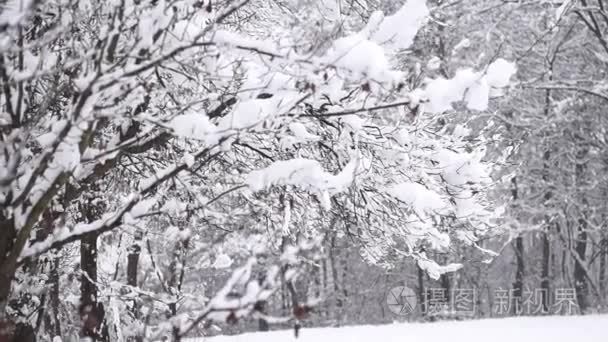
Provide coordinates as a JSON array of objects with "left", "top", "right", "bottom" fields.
[{"left": 187, "top": 315, "right": 608, "bottom": 342}]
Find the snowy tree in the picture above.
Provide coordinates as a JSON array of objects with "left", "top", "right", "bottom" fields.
[
  {"left": 432, "top": 0, "right": 608, "bottom": 315},
  {"left": 0, "top": 0, "right": 516, "bottom": 340}
]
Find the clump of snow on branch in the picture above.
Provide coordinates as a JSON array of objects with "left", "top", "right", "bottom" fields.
[
  {"left": 322, "top": 0, "right": 429, "bottom": 83},
  {"left": 169, "top": 112, "right": 220, "bottom": 144},
  {"left": 423, "top": 58, "right": 517, "bottom": 113},
  {"left": 418, "top": 258, "right": 463, "bottom": 280},
  {"left": 246, "top": 159, "right": 357, "bottom": 198},
  {"left": 324, "top": 35, "right": 398, "bottom": 83},
  {"left": 368, "top": 0, "right": 429, "bottom": 51},
  {"left": 389, "top": 182, "right": 446, "bottom": 217},
  {"left": 486, "top": 58, "right": 518, "bottom": 93}
]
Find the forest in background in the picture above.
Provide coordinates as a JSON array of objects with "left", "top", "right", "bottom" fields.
[{"left": 1, "top": 0, "right": 608, "bottom": 341}]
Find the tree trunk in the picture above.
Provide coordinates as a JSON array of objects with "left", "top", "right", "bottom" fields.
[
  {"left": 540, "top": 230, "right": 550, "bottom": 312},
  {"left": 328, "top": 234, "right": 342, "bottom": 323},
  {"left": 511, "top": 177, "right": 524, "bottom": 315},
  {"left": 80, "top": 231, "right": 107, "bottom": 341},
  {"left": 600, "top": 236, "right": 607, "bottom": 302},
  {"left": 167, "top": 231, "right": 189, "bottom": 342},
  {"left": 257, "top": 300, "right": 269, "bottom": 332},
  {"left": 340, "top": 245, "right": 349, "bottom": 318},
  {"left": 540, "top": 51, "right": 555, "bottom": 315},
  {"left": 573, "top": 144, "right": 589, "bottom": 313},
  {"left": 127, "top": 231, "right": 142, "bottom": 313},
  {"left": 0, "top": 214, "right": 17, "bottom": 314},
  {"left": 126, "top": 231, "right": 143, "bottom": 342},
  {"left": 321, "top": 257, "right": 328, "bottom": 319},
  {"left": 417, "top": 264, "right": 426, "bottom": 317},
  {"left": 513, "top": 236, "right": 525, "bottom": 315},
  {"left": 0, "top": 214, "right": 35, "bottom": 342},
  {"left": 440, "top": 255, "right": 451, "bottom": 305},
  {"left": 49, "top": 257, "right": 62, "bottom": 337},
  {"left": 573, "top": 221, "right": 589, "bottom": 313},
  {"left": 79, "top": 190, "right": 108, "bottom": 342}
]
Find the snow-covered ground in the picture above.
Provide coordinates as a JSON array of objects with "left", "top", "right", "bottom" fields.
[{"left": 187, "top": 315, "right": 608, "bottom": 342}]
